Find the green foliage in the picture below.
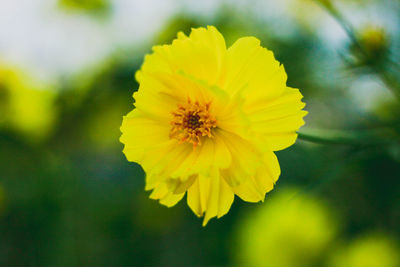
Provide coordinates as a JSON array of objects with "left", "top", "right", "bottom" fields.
[
  {"left": 1, "top": 2, "right": 400, "bottom": 266},
  {"left": 58, "top": 0, "right": 110, "bottom": 15}
]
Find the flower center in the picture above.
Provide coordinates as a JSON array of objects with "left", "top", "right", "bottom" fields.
[{"left": 170, "top": 99, "right": 217, "bottom": 147}]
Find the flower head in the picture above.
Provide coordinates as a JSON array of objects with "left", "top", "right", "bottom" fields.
[
  {"left": 0, "top": 66, "right": 55, "bottom": 141},
  {"left": 358, "top": 25, "right": 389, "bottom": 60},
  {"left": 236, "top": 188, "right": 337, "bottom": 266},
  {"left": 120, "top": 26, "right": 307, "bottom": 225},
  {"left": 328, "top": 233, "right": 400, "bottom": 267}
]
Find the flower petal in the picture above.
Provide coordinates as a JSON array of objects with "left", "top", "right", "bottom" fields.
[
  {"left": 222, "top": 37, "right": 285, "bottom": 101},
  {"left": 187, "top": 169, "right": 234, "bottom": 226},
  {"left": 120, "top": 110, "right": 171, "bottom": 162},
  {"left": 231, "top": 151, "right": 280, "bottom": 202},
  {"left": 133, "top": 75, "right": 181, "bottom": 121},
  {"left": 149, "top": 181, "right": 185, "bottom": 208},
  {"left": 247, "top": 87, "right": 307, "bottom": 151},
  {"left": 218, "top": 130, "right": 264, "bottom": 187},
  {"left": 170, "top": 134, "right": 232, "bottom": 179},
  {"left": 137, "top": 26, "right": 226, "bottom": 86},
  {"left": 145, "top": 173, "right": 196, "bottom": 193}
]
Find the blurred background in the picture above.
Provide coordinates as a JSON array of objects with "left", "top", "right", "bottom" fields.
[{"left": 1, "top": 0, "right": 400, "bottom": 266}]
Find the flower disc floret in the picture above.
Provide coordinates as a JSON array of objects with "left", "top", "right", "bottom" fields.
[{"left": 170, "top": 98, "right": 217, "bottom": 147}]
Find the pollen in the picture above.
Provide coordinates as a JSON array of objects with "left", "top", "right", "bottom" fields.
[{"left": 170, "top": 98, "right": 217, "bottom": 147}]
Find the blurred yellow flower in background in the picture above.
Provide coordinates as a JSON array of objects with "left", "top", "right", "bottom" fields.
[
  {"left": 120, "top": 26, "right": 307, "bottom": 225},
  {"left": 58, "top": 0, "right": 110, "bottom": 14},
  {"left": 235, "top": 188, "right": 338, "bottom": 267},
  {"left": 0, "top": 66, "right": 56, "bottom": 142},
  {"left": 358, "top": 25, "right": 389, "bottom": 58},
  {"left": 328, "top": 233, "right": 400, "bottom": 267}
]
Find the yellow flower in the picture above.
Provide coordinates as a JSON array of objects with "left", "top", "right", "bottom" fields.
[
  {"left": 0, "top": 66, "right": 56, "bottom": 142},
  {"left": 235, "top": 188, "right": 338, "bottom": 266},
  {"left": 120, "top": 26, "right": 307, "bottom": 225},
  {"left": 358, "top": 25, "right": 389, "bottom": 56},
  {"left": 328, "top": 233, "right": 400, "bottom": 267}
]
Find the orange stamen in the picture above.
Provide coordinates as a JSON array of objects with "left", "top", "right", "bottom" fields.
[{"left": 170, "top": 98, "right": 217, "bottom": 147}]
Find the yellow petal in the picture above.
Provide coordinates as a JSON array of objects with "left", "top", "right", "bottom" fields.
[
  {"left": 187, "top": 175, "right": 210, "bottom": 217},
  {"left": 142, "top": 141, "right": 192, "bottom": 177},
  {"left": 149, "top": 181, "right": 185, "bottom": 208},
  {"left": 231, "top": 151, "right": 280, "bottom": 202},
  {"left": 145, "top": 173, "right": 195, "bottom": 193},
  {"left": 149, "top": 182, "right": 169, "bottom": 199},
  {"left": 187, "top": 169, "right": 234, "bottom": 226},
  {"left": 218, "top": 130, "right": 263, "bottom": 187},
  {"left": 120, "top": 110, "right": 171, "bottom": 162},
  {"left": 248, "top": 87, "right": 308, "bottom": 151},
  {"left": 133, "top": 76, "right": 181, "bottom": 121},
  {"left": 159, "top": 192, "right": 185, "bottom": 207},
  {"left": 170, "top": 134, "right": 232, "bottom": 179},
  {"left": 222, "top": 36, "right": 284, "bottom": 101},
  {"left": 137, "top": 26, "right": 226, "bottom": 87}
]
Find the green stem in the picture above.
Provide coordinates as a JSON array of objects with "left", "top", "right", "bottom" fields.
[
  {"left": 315, "top": 0, "right": 400, "bottom": 100},
  {"left": 297, "top": 128, "right": 392, "bottom": 146},
  {"left": 314, "top": 0, "right": 361, "bottom": 48},
  {"left": 298, "top": 130, "right": 359, "bottom": 145},
  {"left": 372, "top": 65, "right": 400, "bottom": 101}
]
